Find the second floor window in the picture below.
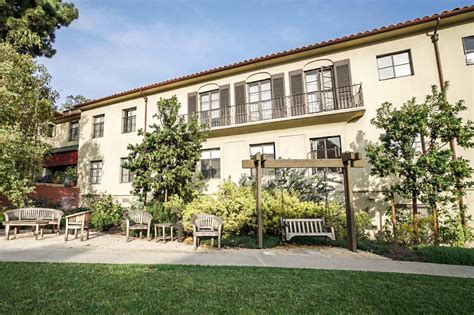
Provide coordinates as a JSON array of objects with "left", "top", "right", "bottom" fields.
[
  {"left": 120, "top": 158, "right": 133, "bottom": 183},
  {"left": 200, "top": 90, "right": 220, "bottom": 127},
  {"left": 123, "top": 108, "right": 136, "bottom": 133},
  {"left": 377, "top": 50, "right": 413, "bottom": 80},
  {"left": 248, "top": 80, "right": 272, "bottom": 121},
  {"left": 69, "top": 121, "right": 79, "bottom": 141},
  {"left": 93, "top": 115, "right": 104, "bottom": 138},
  {"left": 47, "top": 124, "right": 56, "bottom": 138},
  {"left": 250, "top": 143, "right": 275, "bottom": 176},
  {"left": 462, "top": 36, "right": 474, "bottom": 65},
  {"left": 201, "top": 148, "right": 220, "bottom": 179},
  {"left": 90, "top": 160, "right": 102, "bottom": 184},
  {"left": 310, "top": 136, "right": 341, "bottom": 173},
  {"left": 305, "top": 67, "right": 335, "bottom": 113}
]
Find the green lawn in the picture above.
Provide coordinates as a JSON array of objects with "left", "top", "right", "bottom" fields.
[{"left": 0, "top": 263, "right": 473, "bottom": 314}]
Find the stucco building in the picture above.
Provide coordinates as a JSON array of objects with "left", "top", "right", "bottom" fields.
[{"left": 46, "top": 6, "right": 474, "bottom": 227}]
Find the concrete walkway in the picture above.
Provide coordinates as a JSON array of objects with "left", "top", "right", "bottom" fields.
[{"left": 1, "top": 231, "right": 473, "bottom": 279}]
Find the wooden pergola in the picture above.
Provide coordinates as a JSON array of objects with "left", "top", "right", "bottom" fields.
[{"left": 242, "top": 152, "right": 363, "bottom": 252}]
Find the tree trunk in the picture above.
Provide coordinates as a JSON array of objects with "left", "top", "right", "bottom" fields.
[
  {"left": 433, "top": 203, "right": 439, "bottom": 245},
  {"left": 412, "top": 193, "right": 419, "bottom": 244},
  {"left": 391, "top": 195, "right": 397, "bottom": 241}
]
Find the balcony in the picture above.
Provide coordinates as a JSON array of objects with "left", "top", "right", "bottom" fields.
[{"left": 189, "top": 83, "right": 365, "bottom": 137}]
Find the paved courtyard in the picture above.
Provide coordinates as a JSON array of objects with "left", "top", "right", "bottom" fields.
[{"left": 1, "top": 230, "right": 473, "bottom": 278}]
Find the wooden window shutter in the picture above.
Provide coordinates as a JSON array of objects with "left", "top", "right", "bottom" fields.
[
  {"left": 333, "top": 59, "right": 352, "bottom": 109},
  {"left": 187, "top": 92, "right": 197, "bottom": 120},
  {"left": 219, "top": 85, "right": 230, "bottom": 126},
  {"left": 289, "top": 70, "right": 305, "bottom": 116},
  {"left": 271, "top": 73, "right": 286, "bottom": 119},
  {"left": 234, "top": 81, "right": 246, "bottom": 124}
]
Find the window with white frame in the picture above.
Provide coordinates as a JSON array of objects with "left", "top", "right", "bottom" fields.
[
  {"left": 250, "top": 143, "right": 275, "bottom": 176},
  {"left": 93, "top": 115, "right": 104, "bottom": 138},
  {"left": 200, "top": 149, "right": 220, "bottom": 179},
  {"left": 69, "top": 121, "right": 79, "bottom": 141},
  {"left": 90, "top": 160, "right": 103, "bottom": 184},
  {"left": 462, "top": 36, "right": 474, "bottom": 65},
  {"left": 305, "top": 67, "right": 335, "bottom": 113},
  {"left": 248, "top": 80, "right": 272, "bottom": 121},
  {"left": 310, "top": 136, "right": 341, "bottom": 173},
  {"left": 200, "top": 90, "right": 220, "bottom": 127},
  {"left": 377, "top": 51, "right": 413, "bottom": 80},
  {"left": 120, "top": 158, "right": 133, "bottom": 183}
]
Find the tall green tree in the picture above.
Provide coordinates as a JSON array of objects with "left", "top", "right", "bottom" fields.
[
  {"left": 60, "top": 94, "right": 90, "bottom": 111},
  {"left": 0, "top": 43, "right": 57, "bottom": 206},
  {"left": 125, "top": 96, "right": 209, "bottom": 203},
  {"left": 0, "top": 0, "right": 78, "bottom": 58},
  {"left": 367, "top": 83, "right": 473, "bottom": 245}
]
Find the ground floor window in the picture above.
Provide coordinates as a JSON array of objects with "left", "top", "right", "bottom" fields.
[
  {"left": 201, "top": 148, "right": 220, "bottom": 179},
  {"left": 310, "top": 136, "right": 341, "bottom": 173},
  {"left": 250, "top": 143, "right": 275, "bottom": 176},
  {"left": 120, "top": 158, "right": 133, "bottom": 183},
  {"left": 90, "top": 160, "right": 103, "bottom": 184}
]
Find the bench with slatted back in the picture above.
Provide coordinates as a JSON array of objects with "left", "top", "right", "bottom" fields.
[
  {"left": 3, "top": 208, "right": 64, "bottom": 240},
  {"left": 281, "top": 218, "right": 335, "bottom": 241},
  {"left": 191, "top": 214, "right": 223, "bottom": 250}
]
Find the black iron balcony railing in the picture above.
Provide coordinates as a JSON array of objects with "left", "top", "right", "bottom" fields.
[{"left": 188, "top": 83, "right": 363, "bottom": 128}]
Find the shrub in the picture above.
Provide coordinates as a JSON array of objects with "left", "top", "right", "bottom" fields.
[
  {"left": 414, "top": 246, "right": 474, "bottom": 266},
  {"left": 82, "top": 194, "right": 124, "bottom": 231},
  {"left": 181, "top": 180, "right": 371, "bottom": 241}
]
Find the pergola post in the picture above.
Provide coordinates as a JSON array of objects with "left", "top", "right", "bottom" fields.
[
  {"left": 255, "top": 153, "right": 264, "bottom": 249},
  {"left": 342, "top": 152, "right": 357, "bottom": 252}
]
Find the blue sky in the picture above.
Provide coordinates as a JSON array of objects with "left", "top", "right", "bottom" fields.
[{"left": 41, "top": 0, "right": 473, "bottom": 105}]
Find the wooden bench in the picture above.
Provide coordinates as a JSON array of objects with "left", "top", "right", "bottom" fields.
[
  {"left": 3, "top": 208, "right": 64, "bottom": 239},
  {"left": 65, "top": 211, "right": 92, "bottom": 241},
  {"left": 281, "top": 218, "right": 335, "bottom": 241},
  {"left": 191, "top": 214, "right": 223, "bottom": 250},
  {"left": 123, "top": 210, "right": 153, "bottom": 242}
]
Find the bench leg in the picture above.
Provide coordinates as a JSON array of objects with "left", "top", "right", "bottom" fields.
[
  {"left": 218, "top": 234, "right": 221, "bottom": 250},
  {"left": 65, "top": 226, "right": 69, "bottom": 241},
  {"left": 193, "top": 235, "right": 197, "bottom": 250},
  {"left": 14, "top": 227, "right": 17, "bottom": 239},
  {"left": 5, "top": 225, "right": 10, "bottom": 240},
  {"left": 57, "top": 223, "right": 61, "bottom": 235},
  {"left": 147, "top": 226, "right": 150, "bottom": 241},
  {"left": 139, "top": 231, "right": 143, "bottom": 239},
  {"left": 40, "top": 227, "right": 44, "bottom": 239},
  {"left": 155, "top": 225, "right": 158, "bottom": 242},
  {"left": 74, "top": 229, "right": 78, "bottom": 239},
  {"left": 80, "top": 227, "right": 84, "bottom": 241},
  {"left": 35, "top": 225, "right": 39, "bottom": 240},
  {"left": 86, "top": 228, "right": 89, "bottom": 240},
  {"left": 162, "top": 227, "right": 165, "bottom": 242},
  {"left": 171, "top": 227, "right": 173, "bottom": 242},
  {"left": 211, "top": 238, "right": 214, "bottom": 247}
]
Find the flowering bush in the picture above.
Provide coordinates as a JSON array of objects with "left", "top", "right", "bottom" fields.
[{"left": 180, "top": 180, "right": 371, "bottom": 239}]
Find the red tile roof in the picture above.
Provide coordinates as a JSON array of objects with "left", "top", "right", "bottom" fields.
[{"left": 77, "top": 5, "right": 474, "bottom": 108}]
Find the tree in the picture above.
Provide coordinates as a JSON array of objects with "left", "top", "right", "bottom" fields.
[
  {"left": 124, "top": 96, "right": 209, "bottom": 204},
  {"left": 60, "top": 94, "right": 90, "bottom": 111},
  {"left": 0, "top": 43, "right": 57, "bottom": 206},
  {"left": 367, "top": 83, "right": 473, "bottom": 245},
  {"left": 0, "top": 0, "right": 79, "bottom": 58}
]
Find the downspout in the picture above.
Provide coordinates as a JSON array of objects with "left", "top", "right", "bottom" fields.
[
  {"left": 140, "top": 90, "right": 148, "bottom": 133},
  {"left": 429, "top": 17, "right": 465, "bottom": 227},
  {"left": 430, "top": 18, "right": 445, "bottom": 88}
]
